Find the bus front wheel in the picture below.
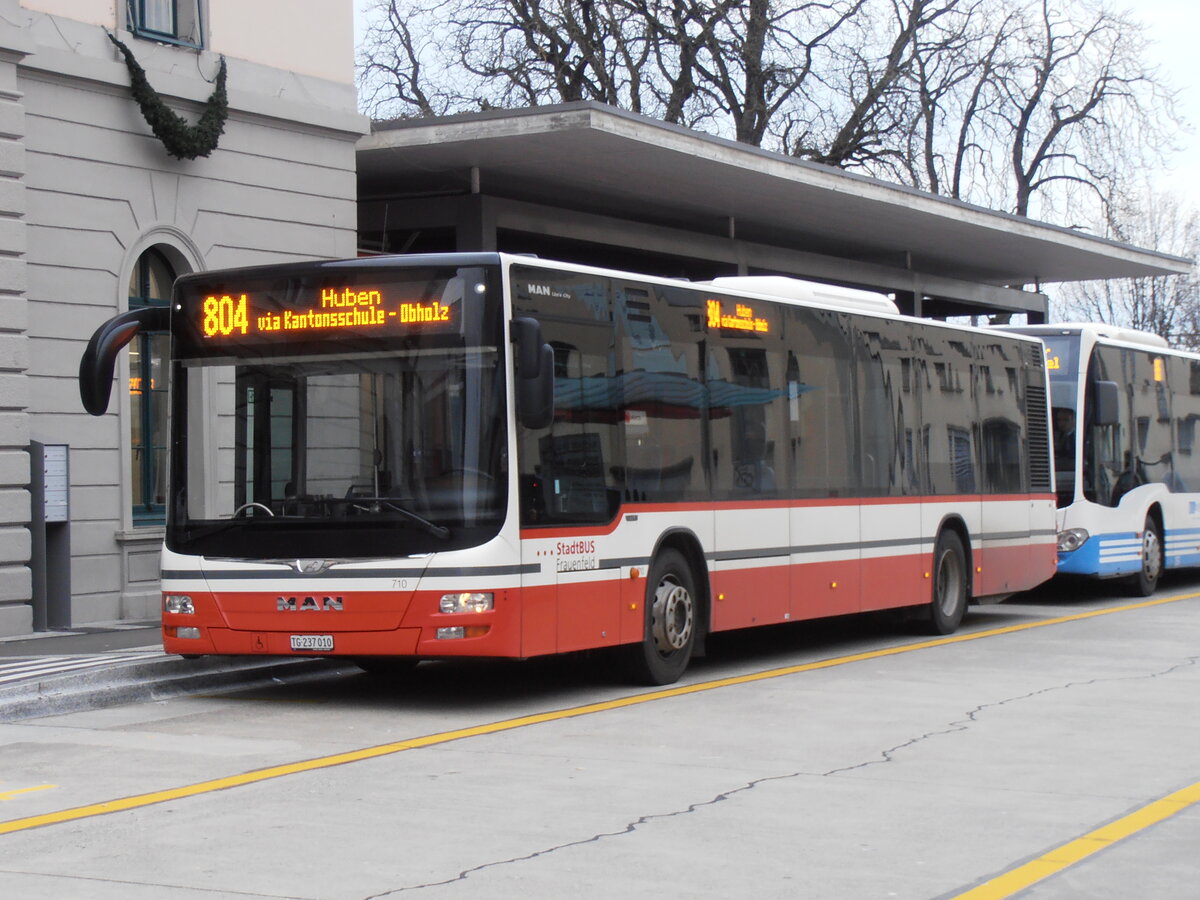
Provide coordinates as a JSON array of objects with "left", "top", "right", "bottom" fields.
[
  {"left": 1125, "top": 517, "right": 1163, "bottom": 597},
  {"left": 922, "top": 530, "right": 968, "bottom": 635},
  {"left": 623, "top": 548, "right": 698, "bottom": 685}
]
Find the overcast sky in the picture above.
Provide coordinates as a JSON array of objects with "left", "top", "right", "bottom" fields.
[
  {"left": 353, "top": 1, "right": 1200, "bottom": 215},
  {"left": 1137, "top": 0, "right": 1200, "bottom": 210}
]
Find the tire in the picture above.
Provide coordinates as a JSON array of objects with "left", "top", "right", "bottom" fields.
[
  {"left": 622, "top": 548, "right": 699, "bottom": 685},
  {"left": 1124, "top": 516, "right": 1163, "bottom": 597},
  {"left": 922, "top": 530, "right": 968, "bottom": 635},
  {"left": 354, "top": 657, "right": 420, "bottom": 677}
]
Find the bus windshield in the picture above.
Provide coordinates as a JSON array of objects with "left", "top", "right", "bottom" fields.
[{"left": 166, "top": 263, "right": 508, "bottom": 559}]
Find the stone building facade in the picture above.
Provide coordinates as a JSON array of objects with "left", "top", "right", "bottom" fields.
[{"left": 0, "top": 0, "right": 365, "bottom": 635}]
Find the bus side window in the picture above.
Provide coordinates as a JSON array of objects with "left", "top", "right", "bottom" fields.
[
  {"left": 1139, "top": 353, "right": 1175, "bottom": 490},
  {"left": 512, "top": 269, "right": 623, "bottom": 527},
  {"left": 1085, "top": 346, "right": 1128, "bottom": 506},
  {"left": 856, "top": 321, "right": 917, "bottom": 496},
  {"left": 920, "top": 334, "right": 977, "bottom": 495},
  {"left": 788, "top": 308, "right": 857, "bottom": 498},
  {"left": 709, "top": 336, "right": 785, "bottom": 500},
  {"left": 1173, "top": 357, "right": 1200, "bottom": 491},
  {"left": 616, "top": 284, "right": 706, "bottom": 503}
]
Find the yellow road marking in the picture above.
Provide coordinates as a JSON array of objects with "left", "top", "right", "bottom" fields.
[
  {"left": 952, "top": 780, "right": 1200, "bottom": 899},
  {"left": 0, "top": 591, "right": 1195, "bottom": 837},
  {"left": 0, "top": 785, "right": 56, "bottom": 802}
]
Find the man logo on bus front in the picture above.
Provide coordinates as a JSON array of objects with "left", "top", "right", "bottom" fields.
[{"left": 291, "top": 559, "right": 332, "bottom": 575}]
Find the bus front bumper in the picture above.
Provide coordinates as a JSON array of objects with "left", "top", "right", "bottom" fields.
[{"left": 162, "top": 588, "right": 523, "bottom": 659}]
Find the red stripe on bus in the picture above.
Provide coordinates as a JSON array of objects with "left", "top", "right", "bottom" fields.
[
  {"left": 520, "top": 494, "right": 1056, "bottom": 539},
  {"left": 172, "top": 535, "right": 1056, "bottom": 661}
]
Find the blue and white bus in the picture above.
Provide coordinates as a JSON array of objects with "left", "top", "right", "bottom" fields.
[{"left": 1007, "top": 323, "right": 1200, "bottom": 594}]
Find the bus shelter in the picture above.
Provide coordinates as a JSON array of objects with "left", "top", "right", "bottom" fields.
[{"left": 355, "top": 102, "right": 1190, "bottom": 323}]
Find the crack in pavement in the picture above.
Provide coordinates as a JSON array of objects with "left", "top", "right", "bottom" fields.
[
  {"left": 362, "top": 769, "right": 798, "bottom": 897},
  {"left": 823, "top": 654, "right": 1198, "bottom": 777},
  {"left": 361, "top": 655, "right": 1198, "bottom": 897}
]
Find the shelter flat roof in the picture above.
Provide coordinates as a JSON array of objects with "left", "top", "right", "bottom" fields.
[{"left": 358, "top": 102, "right": 1190, "bottom": 287}]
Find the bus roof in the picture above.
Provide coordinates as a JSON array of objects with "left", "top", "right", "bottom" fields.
[
  {"left": 504, "top": 253, "right": 1043, "bottom": 345},
  {"left": 703, "top": 276, "right": 899, "bottom": 315},
  {"left": 181, "top": 251, "right": 1044, "bottom": 348},
  {"left": 1001, "top": 323, "right": 1170, "bottom": 349}
]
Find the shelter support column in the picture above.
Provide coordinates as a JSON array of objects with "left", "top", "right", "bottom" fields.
[
  {"left": 893, "top": 289, "right": 922, "bottom": 318},
  {"left": 455, "top": 194, "right": 498, "bottom": 252}
]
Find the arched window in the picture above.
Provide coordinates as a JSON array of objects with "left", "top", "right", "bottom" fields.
[{"left": 128, "top": 248, "right": 174, "bottom": 524}]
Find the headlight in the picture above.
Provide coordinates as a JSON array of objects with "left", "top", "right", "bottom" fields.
[
  {"left": 164, "top": 594, "right": 195, "bottom": 614},
  {"left": 1057, "top": 528, "right": 1090, "bottom": 553},
  {"left": 439, "top": 592, "right": 494, "bottom": 614}
]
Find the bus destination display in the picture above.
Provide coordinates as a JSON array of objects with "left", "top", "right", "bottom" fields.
[
  {"left": 196, "top": 285, "right": 458, "bottom": 342},
  {"left": 706, "top": 298, "right": 771, "bottom": 334}
]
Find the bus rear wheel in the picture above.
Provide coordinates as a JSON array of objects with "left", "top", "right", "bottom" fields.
[
  {"left": 1125, "top": 516, "right": 1163, "bottom": 597},
  {"left": 922, "top": 530, "right": 968, "bottom": 635},
  {"left": 623, "top": 548, "right": 698, "bottom": 685}
]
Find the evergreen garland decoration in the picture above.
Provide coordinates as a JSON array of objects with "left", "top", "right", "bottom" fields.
[{"left": 107, "top": 32, "right": 228, "bottom": 160}]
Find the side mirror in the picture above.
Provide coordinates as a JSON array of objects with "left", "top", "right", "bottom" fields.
[
  {"left": 1091, "top": 380, "right": 1120, "bottom": 427},
  {"left": 511, "top": 317, "right": 554, "bottom": 429},
  {"left": 79, "top": 306, "right": 171, "bottom": 416}
]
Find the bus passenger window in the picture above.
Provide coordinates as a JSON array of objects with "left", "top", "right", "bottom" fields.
[
  {"left": 617, "top": 283, "right": 706, "bottom": 503},
  {"left": 512, "top": 268, "right": 623, "bottom": 527},
  {"left": 788, "top": 309, "right": 856, "bottom": 498}
]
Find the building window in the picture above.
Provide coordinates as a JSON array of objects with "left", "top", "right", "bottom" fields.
[
  {"left": 128, "top": 0, "right": 205, "bottom": 49},
  {"left": 129, "top": 248, "right": 174, "bottom": 525}
]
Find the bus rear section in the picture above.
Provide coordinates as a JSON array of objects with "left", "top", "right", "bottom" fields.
[
  {"left": 507, "top": 259, "right": 1057, "bottom": 685},
  {"left": 79, "top": 253, "right": 1058, "bottom": 685},
  {"left": 1009, "top": 323, "right": 1200, "bottom": 595}
]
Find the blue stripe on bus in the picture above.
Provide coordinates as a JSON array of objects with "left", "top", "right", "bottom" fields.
[
  {"left": 1165, "top": 526, "right": 1200, "bottom": 569},
  {"left": 1060, "top": 525, "right": 1200, "bottom": 577},
  {"left": 1058, "top": 531, "right": 1138, "bottom": 577}
]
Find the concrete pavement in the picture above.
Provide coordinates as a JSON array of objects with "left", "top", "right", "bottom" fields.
[{"left": 1, "top": 584, "right": 1196, "bottom": 898}]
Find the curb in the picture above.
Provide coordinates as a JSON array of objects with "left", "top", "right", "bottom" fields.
[{"left": 0, "top": 655, "right": 349, "bottom": 722}]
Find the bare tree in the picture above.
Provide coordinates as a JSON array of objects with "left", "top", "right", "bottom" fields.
[
  {"left": 1056, "top": 188, "right": 1199, "bottom": 345},
  {"left": 908, "top": 1, "right": 1016, "bottom": 201},
  {"left": 617, "top": 0, "right": 739, "bottom": 127},
  {"left": 451, "top": 0, "right": 635, "bottom": 107},
  {"left": 357, "top": 0, "right": 1182, "bottom": 234},
  {"left": 998, "top": 0, "right": 1174, "bottom": 220},
  {"left": 688, "top": 0, "right": 863, "bottom": 146},
  {"left": 358, "top": 0, "right": 456, "bottom": 117},
  {"left": 791, "top": 0, "right": 963, "bottom": 170}
]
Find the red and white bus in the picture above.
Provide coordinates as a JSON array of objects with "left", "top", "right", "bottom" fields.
[{"left": 80, "top": 253, "right": 1057, "bottom": 684}]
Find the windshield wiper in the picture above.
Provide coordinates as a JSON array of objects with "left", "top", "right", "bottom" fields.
[
  {"left": 183, "top": 500, "right": 450, "bottom": 541},
  {"left": 182, "top": 518, "right": 256, "bottom": 542},
  {"left": 342, "top": 497, "right": 451, "bottom": 539}
]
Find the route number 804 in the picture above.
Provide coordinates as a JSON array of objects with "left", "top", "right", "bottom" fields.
[{"left": 202, "top": 294, "right": 250, "bottom": 337}]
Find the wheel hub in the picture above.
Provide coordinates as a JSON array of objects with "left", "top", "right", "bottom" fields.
[
  {"left": 1142, "top": 528, "right": 1162, "bottom": 581},
  {"left": 651, "top": 578, "right": 694, "bottom": 653}
]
